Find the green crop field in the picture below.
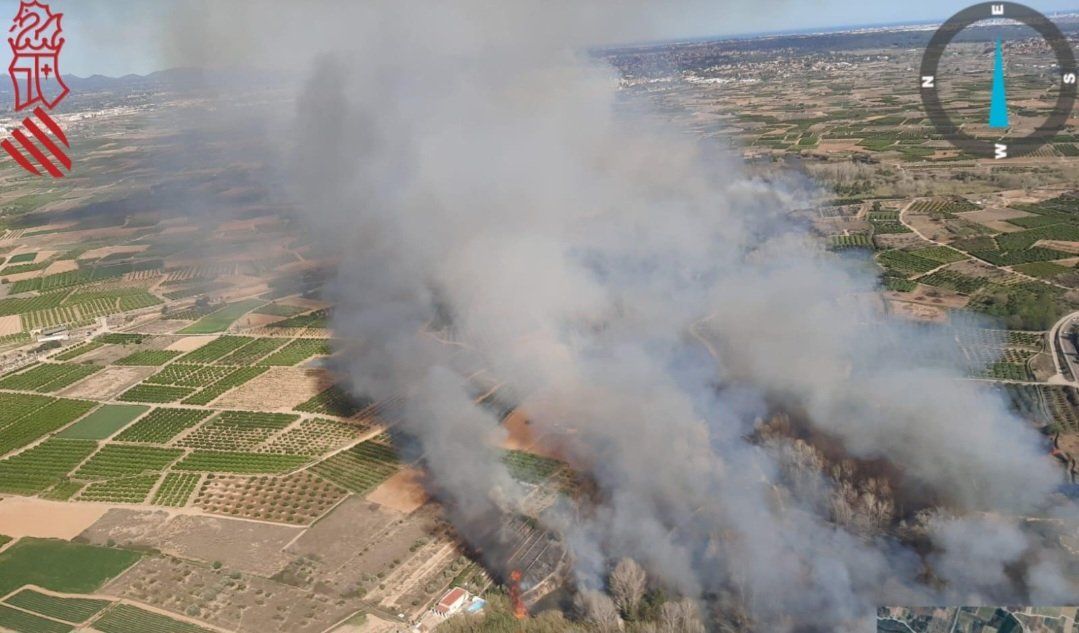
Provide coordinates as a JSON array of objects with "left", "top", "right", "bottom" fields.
[
  {"left": 41, "top": 480, "right": 83, "bottom": 501},
  {"left": 827, "top": 234, "right": 872, "bottom": 250},
  {"left": 0, "top": 392, "right": 53, "bottom": 428},
  {"left": 915, "top": 270, "right": 987, "bottom": 294},
  {"left": 259, "top": 418, "right": 360, "bottom": 455},
  {"left": 909, "top": 246, "right": 967, "bottom": 264},
  {"left": 295, "top": 385, "right": 372, "bottom": 418},
  {"left": 311, "top": 440, "right": 398, "bottom": 492},
  {"left": 56, "top": 404, "right": 148, "bottom": 440},
  {"left": 179, "top": 410, "right": 297, "bottom": 451},
  {"left": 876, "top": 250, "right": 939, "bottom": 277},
  {"left": 7, "top": 252, "right": 37, "bottom": 264},
  {"left": 152, "top": 472, "right": 201, "bottom": 507},
  {"left": 973, "top": 246, "right": 1071, "bottom": 267},
  {"left": 176, "top": 335, "right": 250, "bottom": 364},
  {"left": 0, "top": 398, "right": 96, "bottom": 456},
  {"left": 112, "top": 408, "right": 210, "bottom": 444},
  {"left": 1012, "top": 261, "right": 1072, "bottom": 279},
  {"left": 0, "top": 363, "right": 100, "bottom": 392},
  {"left": 503, "top": 450, "right": 563, "bottom": 483},
  {"left": 118, "top": 384, "right": 195, "bottom": 403},
  {"left": 0, "top": 603, "right": 72, "bottom": 633},
  {"left": 271, "top": 308, "right": 329, "bottom": 329},
  {"left": 114, "top": 350, "right": 182, "bottom": 366},
  {"left": 4, "top": 588, "right": 110, "bottom": 623},
  {"left": 0, "top": 538, "right": 141, "bottom": 596},
  {"left": 0, "top": 439, "right": 97, "bottom": 494},
  {"left": 181, "top": 366, "right": 269, "bottom": 405},
  {"left": 74, "top": 444, "right": 184, "bottom": 479},
  {"left": 93, "top": 604, "right": 215, "bottom": 633},
  {"left": 215, "top": 337, "right": 288, "bottom": 365},
  {"left": 253, "top": 302, "right": 307, "bottom": 317},
  {"left": 144, "top": 364, "right": 234, "bottom": 387},
  {"left": 907, "top": 197, "right": 979, "bottom": 215},
  {"left": 261, "top": 338, "right": 331, "bottom": 366},
  {"left": 178, "top": 299, "right": 265, "bottom": 334},
  {"left": 78, "top": 474, "right": 160, "bottom": 503},
  {"left": 174, "top": 450, "right": 309, "bottom": 474}
]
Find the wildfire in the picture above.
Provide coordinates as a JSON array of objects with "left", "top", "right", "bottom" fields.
[{"left": 509, "top": 569, "right": 527, "bottom": 619}]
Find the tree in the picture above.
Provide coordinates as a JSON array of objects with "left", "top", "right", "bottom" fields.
[
  {"left": 609, "top": 558, "right": 647, "bottom": 619},
  {"left": 657, "top": 599, "right": 704, "bottom": 633},
  {"left": 575, "top": 590, "right": 622, "bottom": 633}
]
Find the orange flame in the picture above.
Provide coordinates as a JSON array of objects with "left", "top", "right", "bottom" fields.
[{"left": 509, "top": 570, "right": 527, "bottom": 619}]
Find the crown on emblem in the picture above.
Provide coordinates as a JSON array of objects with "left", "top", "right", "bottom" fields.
[{"left": 8, "top": 1, "right": 65, "bottom": 56}]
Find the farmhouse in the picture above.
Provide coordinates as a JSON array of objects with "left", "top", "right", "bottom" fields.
[{"left": 433, "top": 587, "right": 469, "bottom": 616}]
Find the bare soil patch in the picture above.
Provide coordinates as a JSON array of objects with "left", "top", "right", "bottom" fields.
[
  {"left": 60, "top": 365, "right": 156, "bottom": 399},
  {"left": 1035, "top": 240, "right": 1079, "bottom": 255},
  {"left": 366, "top": 468, "right": 429, "bottom": 514},
  {"left": 0, "top": 497, "right": 109, "bottom": 539},
  {"left": 165, "top": 335, "right": 218, "bottom": 352},
  {"left": 960, "top": 207, "right": 1035, "bottom": 233},
  {"left": 887, "top": 299, "right": 949, "bottom": 323},
  {"left": 0, "top": 314, "right": 21, "bottom": 336},
  {"left": 212, "top": 367, "right": 331, "bottom": 412},
  {"left": 79, "top": 245, "right": 150, "bottom": 260},
  {"left": 81, "top": 509, "right": 301, "bottom": 576}
]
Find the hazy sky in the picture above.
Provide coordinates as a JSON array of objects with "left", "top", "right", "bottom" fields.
[{"left": 0, "top": 0, "right": 1075, "bottom": 77}]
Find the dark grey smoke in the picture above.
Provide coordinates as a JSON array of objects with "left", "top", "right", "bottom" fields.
[{"left": 170, "top": 2, "right": 1076, "bottom": 630}]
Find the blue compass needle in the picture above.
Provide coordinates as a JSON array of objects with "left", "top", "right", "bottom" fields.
[{"left": 989, "top": 38, "right": 1009, "bottom": 128}]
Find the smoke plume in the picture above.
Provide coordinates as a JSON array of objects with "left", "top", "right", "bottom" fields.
[{"left": 172, "top": 2, "right": 1075, "bottom": 630}]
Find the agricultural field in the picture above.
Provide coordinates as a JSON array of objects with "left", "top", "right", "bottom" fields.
[
  {"left": 876, "top": 250, "right": 939, "bottom": 277},
  {"left": 151, "top": 472, "right": 202, "bottom": 507},
  {"left": 503, "top": 450, "right": 563, "bottom": 484},
  {"left": 0, "top": 603, "right": 72, "bottom": 633},
  {"left": 178, "top": 411, "right": 298, "bottom": 451},
  {"left": 56, "top": 404, "right": 148, "bottom": 440},
  {"left": 261, "top": 338, "right": 332, "bottom": 366},
  {"left": 78, "top": 474, "right": 160, "bottom": 503},
  {"left": 174, "top": 450, "right": 309, "bottom": 474},
  {"left": 215, "top": 337, "right": 288, "bottom": 365},
  {"left": 92, "top": 604, "right": 216, "bottom": 633},
  {"left": 118, "top": 384, "right": 196, "bottom": 403},
  {"left": 0, "top": 438, "right": 97, "bottom": 494},
  {"left": 311, "top": 440, "right": 399, "bottom": 492},
  {"left": 178, "top": 299, "right": 265, "bottom": 334},
  {"left": 112, "top": 408, "right": 211, "bottom": 444},
  {"left": 3, "top": 588, "right": 110, "bottom": 624},
  {"left": 144, "top": 364, "right": 235, "bottom": 387},
  {"left": 270, "top": 308, "right": 330, "bottom": 329},
  {"left": 294, "top": 385, "right": 373, "bottom": 418},
  {"left": 176, "top": 336, "right": 251, "bottom": 364},
  {"left": 0, "top": 363, "right": 101, "bottom": 392},
  {"left": 181, "top": 366, "right": 270, "bottom": 405},
  {"left": 0, "top": 398, "right": 96, "bottom": 455},
  {"left": 258, "top": 418, "right": 362, "bottom": 455},
  {"left": 0, "top": 537, "right": 141, "bottom": 595},
  {"left": 74, "top": 444, "right": 184, "bottom": 479},
  {"left": 53, "top": 341, "right": 105, "bottom": 360},
  {"left": 194, "top": 471, "right": 348, "bottom": 524},
  {"left": 114, "top": 350, "right": 183, "bottom": 366}
]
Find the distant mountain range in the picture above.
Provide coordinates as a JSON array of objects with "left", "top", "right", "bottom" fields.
[{"left": 0, "top": 67, "right": 283, "bottom": 95}]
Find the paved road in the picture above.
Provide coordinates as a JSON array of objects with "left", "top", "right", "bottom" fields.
[{"left": 1048, "top": 310, "right": 1079, "bottom": 386}]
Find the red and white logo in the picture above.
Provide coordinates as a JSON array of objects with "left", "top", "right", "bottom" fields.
[{"left": 4, "top": 1, "right": 71, "bottom": 178}]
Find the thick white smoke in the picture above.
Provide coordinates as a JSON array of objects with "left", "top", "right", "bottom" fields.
[{"left": 172, "top": 2, "right": 1074, "bottom": 630}]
